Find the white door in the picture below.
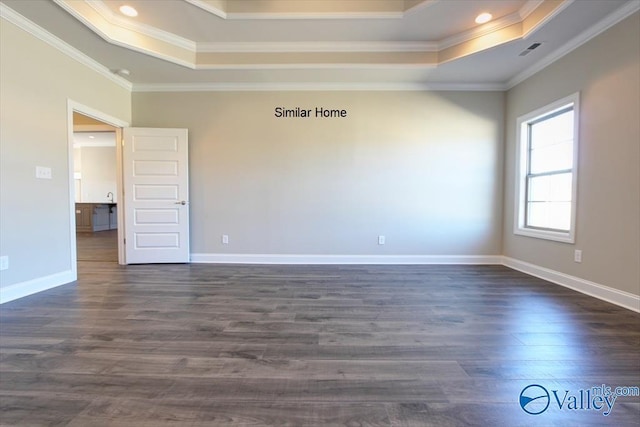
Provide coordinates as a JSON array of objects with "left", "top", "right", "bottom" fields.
[{"left": 123, "top": 128, "right": 189, "bottom": 264}]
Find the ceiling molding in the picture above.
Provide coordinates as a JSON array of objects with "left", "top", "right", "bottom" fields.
[
  {"left": 438, "top": 0, "right": 574, "bottom": 50},
  {"left": 196, "top": 41, "right": 439, "bottom": 53},
  {"left": 519, "top": 0, "right": 546, "bottom": 20},
  {"left": 507, "top": 0, "right": 640, "bottom": 89},
  {"left": 192, "top": 62, "right": 437, "bottom": 70},
  {"left": 53, "top": 0, "right": 196, "bottom": 68},
  {"left": 184, "top": 0, "right": 439, "bottom": 20},
  {"left": 132, "top": 81, "right": 507, "bottom": 93},
  {"left": 223, "top": 11, "right": 404, "bottom": 20},
  {"left": 5, "top": 0, "right": 635, "bottom": 93},
  {"left": 0, "top": 3, "right": 132, "bottom": 91},
  {"left": 437, "top": 10, "right": 523, "bottom": 50},
  {"left": 404, "top": 0, "right": 440, "bottom": 16},
  {"left": 183, "top": 0, "right": 227, "bottom": 19},
  {"left": 46, "top": 0, "right": 576, "bottom": 71},
  {"left": 85, "top": 0, "right": 196, "bottom": 50},
  {"left": 521, "top": 0, "right": 575, "bottom": 39}
]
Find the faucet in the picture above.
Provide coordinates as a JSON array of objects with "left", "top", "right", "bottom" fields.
[{"left": 106, "top": 192, "right": 114, "bottom": 203}]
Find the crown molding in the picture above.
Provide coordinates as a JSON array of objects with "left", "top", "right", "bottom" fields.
[
  {"left": 5, "top": 0, "right": 635, "bottom": 94},
  {"left": 224, "top": 11, "right": 404, "bottom": 20},
  {"left": 194, "top": 63, "right": 436, "bottom": 70},
  {"left": 183, "top": 0, "right": 227, "bottom": 19},
  {"left": 438, "top": 10, "right": 523, "bottom": 50},
  {"left": 132, "top": 81, "right": 506, "bottom": 93},
  {"left": 404, "top": 0, "right": 440, "bottom": 15},
  {"left": 522, "top": 0, "right": 574, "bottom": 40},
  {"left": 507, "top": 0, "right": 640, "bottom": 89},
  {"left": 438, "top": 0, "right": 573, "bottom": 50},
  {"left": 85, "top": 0, "right": 195, "bottom": 50},
  {"left": 519, "top": 0, "right": 545, "bottom": 20},
  {"left": 40, "top": 0, "right": 582, "bottom": 73},
  {"left": 197, "top": 41, "right": 438, "bottom": 53},
  {"left": 133, "top": 82, "right": 434, "bottom": 92},
  {"left": 0, "top": 3, "right": 132, "bottom": 91},
  {"left": 53, "top": 0, "right": 195, "bottom": 68},
  {"left": 186, "top": 0, "right": 434, "bottom": 20}
]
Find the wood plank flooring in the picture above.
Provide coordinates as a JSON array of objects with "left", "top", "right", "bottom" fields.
[
  {"left": 1, "top": 232, "right": 639, "bottom": 426},
  {"left": 76, "top": 230, "right": 118, "bottom": 262}
]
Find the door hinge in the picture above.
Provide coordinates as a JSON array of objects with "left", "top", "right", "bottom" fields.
[{"left": 123, "top": 238, "right": 126, "bottom": 245}]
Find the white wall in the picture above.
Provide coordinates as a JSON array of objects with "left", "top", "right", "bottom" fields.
[
  {"left": 132, "top": 91, "right": 504, "bottom": 259},
  {"left": 0, "top": 17, "right": 130, "bottom": 298},
  {"left": 504, "top": 12, "right": 640, "bottom": 297},
  {"left": 74, "top": 144, "right": 117, "bottom": 203}
]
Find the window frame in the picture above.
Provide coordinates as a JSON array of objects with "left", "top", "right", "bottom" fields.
[{"left": 514, "top": 93, "right": 580, "bottom": 243}]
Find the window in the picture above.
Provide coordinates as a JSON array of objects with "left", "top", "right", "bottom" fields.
[{"left": 514, "top": 93, "right": 579, "bottom": 243}]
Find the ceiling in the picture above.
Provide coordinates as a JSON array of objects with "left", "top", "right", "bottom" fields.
[
  {"left": 1, "top": 0, "right": 637, "bottom": 91},
  {"left": 73, "top": 131, "right": 116, "bottom": 148}
]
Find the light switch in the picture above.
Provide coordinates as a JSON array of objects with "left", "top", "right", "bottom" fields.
[{"left": 36, "top": 166, "right": 52, "bottom": 179}]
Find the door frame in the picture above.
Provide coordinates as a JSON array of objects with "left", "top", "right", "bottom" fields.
[{"left": 67, "top": 100, "right": 130, "bottom": 267}]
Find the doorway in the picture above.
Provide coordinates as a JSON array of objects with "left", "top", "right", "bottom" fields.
[
  {"left": 67, "top": 101, "right": 190, "bottom": 267},
  {"left": 73, "top": 112, "right": 118, "bottom": 262},
  {"left": 67, "top": 100, "right": 129, "bottom": 270}
]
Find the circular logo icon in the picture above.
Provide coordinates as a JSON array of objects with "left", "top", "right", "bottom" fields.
[{"left": 519, "top": 384, "right": 550, "bottom": 415}]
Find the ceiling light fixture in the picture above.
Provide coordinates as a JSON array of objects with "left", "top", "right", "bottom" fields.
[
  {"left": 475, "top": 12, "right": 492, "bottom": 24},
  {"left": 119, "top": 5, "right": 138, "bottom": 17},
  {"left": 112, "top": 68, "right": 131, "bottom": 77}
]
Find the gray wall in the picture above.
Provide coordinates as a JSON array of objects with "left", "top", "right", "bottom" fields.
[
  {"left": 2, "top": 7, "right": 638, "bottom": 305},
  {"left": 504, "top": 12, "right": 640, "bottom": 295},
  {"left": 0, "top": 18, "right": 130, "bottom": 291},
  {"left": 133, "top": 91, "right": 504, "bottom": 257}
]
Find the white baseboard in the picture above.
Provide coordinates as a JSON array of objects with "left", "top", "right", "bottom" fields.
[
  {"left": 503, "top": 257, "right": 640, "bottom": 313},
  {"left": 0, "top": 270, "right": 76, "bottom": 304},
  {"left": 190, "top": 253, "right": 503, "bottom": 265},
  {"left": 2, "top": 256, "right": 637, "bottom": 313}
]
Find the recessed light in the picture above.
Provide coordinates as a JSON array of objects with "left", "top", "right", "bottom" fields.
[
  {"left": 88, "top": 135, "right": 95, "bottom": 139},
  {"left": 119, "top": 5, "right": 138, "bottom": 17},
  {"left": 475, "top": 12, "right": 492, "bottom": 24}
]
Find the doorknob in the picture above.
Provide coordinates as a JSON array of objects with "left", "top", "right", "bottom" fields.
[{"left": 175, "top": 201, "right": 188, "bottom": 205}]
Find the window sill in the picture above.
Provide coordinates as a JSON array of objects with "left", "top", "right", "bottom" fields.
[{"left": 513, "top": 227, "right": 575, "bottom": 244}]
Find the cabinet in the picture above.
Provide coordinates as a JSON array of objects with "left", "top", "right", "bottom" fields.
[
  {"left": 75, "top": 204, "right": 94, "bottom": 232},
  {"left": 109, "top": 205, "right": 118, "bottom": 229},
  {"left": 93, "top": 205, "right": 110, "bottom": 231},
  {"left": 75, "top": 203, "right": 117, "bottom": 232}
]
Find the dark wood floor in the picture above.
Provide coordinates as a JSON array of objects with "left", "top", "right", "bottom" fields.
[
  {"left": 1, "top": 232, "right": 639, "bottom": 426},
  {"left": 76, "top": 230, "right": 118, "bottom": 262}
]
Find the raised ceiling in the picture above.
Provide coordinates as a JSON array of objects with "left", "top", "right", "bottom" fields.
[{"left": 1, "top": 0, "right": 637, "bottom": 90}]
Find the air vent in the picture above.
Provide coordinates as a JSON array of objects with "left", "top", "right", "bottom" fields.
[{"left": 519, "top": 42, "right": 542, "bottom": 57}]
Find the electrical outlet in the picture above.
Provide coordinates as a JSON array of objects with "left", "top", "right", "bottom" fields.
[
  {"left": 222, "top": 235, "right": 229, "bottom": 244},
  {"left": 0, "top": 256, "right": 8, "bottom": 271},
  {"left": 378, "top": 235, "right": 385, "bottom": 245},
  {"left": 574, "top": 250, "right": 582, "bottom": 263},
  {"left": 35, "top": 166, "right": 52, "bottom": 179}
]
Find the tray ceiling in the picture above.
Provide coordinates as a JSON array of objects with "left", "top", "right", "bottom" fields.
[{"left": 0, "top": 0, "right": 637, "bottom": 90}]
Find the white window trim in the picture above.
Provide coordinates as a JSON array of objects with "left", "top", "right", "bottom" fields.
[{"left": 514, "top": 92, "right": 580, "bottom": 244}]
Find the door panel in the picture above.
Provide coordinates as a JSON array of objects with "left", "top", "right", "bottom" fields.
[{"left": 123, "top": 128, "right": 189, "bottom": 264}]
